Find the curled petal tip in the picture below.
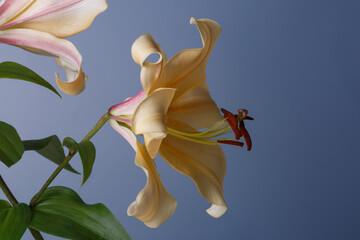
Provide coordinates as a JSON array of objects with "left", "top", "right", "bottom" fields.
[
  {"left": 128, "top": 143, "right": 177, "bottom": 228},
  {"left": 206, "top": 204, "right": 227, "bottom": 218},
  {"left": 127, "top": 202, "right": 136, "bottom": 217},
  {"left": 55, "top": 70, "right": 86, "bottom": 96},
  {"left": 190, "top": 17, "right": 196, "bottom": 24}
]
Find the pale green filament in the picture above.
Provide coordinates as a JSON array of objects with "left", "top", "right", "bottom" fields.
[{"left": 167, "top": 119, "right": 237, "bottom": 145}]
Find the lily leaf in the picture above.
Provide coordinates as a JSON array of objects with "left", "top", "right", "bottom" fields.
[
  {"left": 63, "top": 137, "right": 95, "bottom": 185},
  {"left": 0, "top": 61, "right": 61, "bottom": 98},
  {"left": 0, "top": 121, "right": 25, "bottom": 167},
  {"left": 30, "top": 186, "right": 131, "bottom": 240},
  {"left": 0, "top": 200, "right": 11, "bottom": 212},
  {"left": 22, "top": 135, "right": 79, "bottom": 174},
  {"left": 0, "top": 200, "right": 32, "bottom": 240}
]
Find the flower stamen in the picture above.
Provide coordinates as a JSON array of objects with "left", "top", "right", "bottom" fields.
[
  {"left": 237, "top": 109, "right": 253, "bottom": 151},
  {"left": 217, "top": 140, "right": 244, "bottom": 147},
  {"left": 167, "top": 117, "right": 244, "bottom": 148},
  {"left": 239, "top": 120, "right": 252, "bottom": 151},
  {"left": 221, "top": 108, "right": 241, "bottom": 140},
  {"left": 219, "top": 108, "right": 254, "bottom": 151}
]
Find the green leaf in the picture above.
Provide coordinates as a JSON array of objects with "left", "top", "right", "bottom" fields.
[
  {"left": 22, "top": 135, "right": 79, "bottom": 174},
  {"left": 0, "top": 61, "right": 61, "bottom": 98},
  {"left": 63, "top": 137, "right": 95, "bottom": 185},
  {"left": 30, "top": 186, "right": 131, "bottom": 240},
  {"left": 0, "top": 200, "right": 11, "bottom": 214},
  {"left": 0, "top": 201, "right": 32, "bottom": 240},
  {"left": 0, "top": 121, "right": 25, "bottom": 167}
]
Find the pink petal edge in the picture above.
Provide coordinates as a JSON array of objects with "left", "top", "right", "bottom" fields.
[
  {"left": 108, "top": 90, "right": 146, "bottom": 115},
  {"left": 109, "top": 119, "right": 137, "bottom": 151},
  {"left": 0, "top": 0, "right": 83, "bottom": 30}
]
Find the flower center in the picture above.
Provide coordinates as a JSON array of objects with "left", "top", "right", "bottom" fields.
[
  {"left": 109, "top": 106, "right": 253, "bottom": 151},
  {"left": 167, "top": 108, "right": 253, "bottom": 151}
]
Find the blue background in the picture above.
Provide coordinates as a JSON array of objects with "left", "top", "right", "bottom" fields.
[{"left": 1, "top": 0, "right": 360, "bottom": 239}]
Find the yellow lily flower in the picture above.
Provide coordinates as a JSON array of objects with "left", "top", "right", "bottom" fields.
[
  {"left": 0, "top": 0, "right": 107, "bottom": 95},
  {"left": 109, "top": 18, "right": 253, "bottom": 228}
]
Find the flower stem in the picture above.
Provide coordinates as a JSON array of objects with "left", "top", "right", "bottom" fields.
[
  {"left": 29, "top": 113, "right": 109, "bottom": 207},
  {"left": 80, "top": 113, "right": 109, "bottom": 143},
  {"left": 0, "top": 175, "right": 44, "bottom": 240}
]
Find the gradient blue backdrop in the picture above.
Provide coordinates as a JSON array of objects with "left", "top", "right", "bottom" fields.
[{"left": 1, "top": 0, "right": 359, "bottom": 239}]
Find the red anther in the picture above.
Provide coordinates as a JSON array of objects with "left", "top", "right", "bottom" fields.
[
  {"left": 233, "top": 115, "right": 243, "bottom": 137},
  {"left": 221, "top": 108, "right": 232, "bottom": 116},
  {"left": 244, "top": 116, "right": 254, "bottom": 120},
  {"left": 239, "top": 121, "right": 252, "bottom": 151},
  {"left": 221, "top": 108, "right": 241, "bottom": 140},
  {"left": 217, "top": 140, "right": 244, "bottom": 147}
]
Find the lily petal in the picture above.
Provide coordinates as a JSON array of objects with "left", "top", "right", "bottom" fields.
[
  {"left": 131, "top": 33, "right": 165, "bottom": 94},
  {"left": 159, "top": 134, "right": 227, "bottom": 218},
  {"left": 109, "top": 119, "right": 137, "bottom": 151},
  {"left": 0, "top": 0, "right": 34, "bottom": 26},
  {"left": 0, "top": 28, "right": 85, "bottom": 95},
  {"left": 206, "top": 204, "right": 228, "bottom": 218},
  {"left": 128, "top": 142, "right": 177, "bottom": 228},
  {"left": 1, "top": 0, "right": 108, "bottom": 38},
  {"left": 150, "top": 18, "right": 222, "bottom": 101},
  {"left": 132, "top": 88, "right": 176, "bottom": 158},
  {"left": 168, "top": 84, "right": 223, "bottom": 130},
  {"left": 167, "top": 118, "right": 197, "bottom": 132},
  {"left": 109, "top": 90, "right": 146, "bottom": 116}
]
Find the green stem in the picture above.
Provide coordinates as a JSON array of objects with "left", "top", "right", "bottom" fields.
[
  {"left": 80, "top": 113, "right": 109, "bottom": 143},
  {"left": 29, "top": 228, "right": 45, "bottom": 240},
  {"left": 29, "top": 113, "right": 109, "bottom": 207},
  {"left": 0, "top": 175, "right": 18, "bottom": 206},
  {"left": 0, "top": 175, "right": 44, "bottom": 240},
  {"left": 29, "top": 152, "right": 73, "bottom": 207}
]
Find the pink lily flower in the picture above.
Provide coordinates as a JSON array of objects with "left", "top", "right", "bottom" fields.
[
  {"left": 109, "top": 18, "right": 253, "bottom": 228},
  {"left": 0, "top": 0, "right": 107, "bottom": 95}
]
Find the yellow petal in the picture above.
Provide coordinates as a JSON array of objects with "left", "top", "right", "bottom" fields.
[
  {"left": 167, "top": 84, "right": 223, "bottom": 130},
  {"left": 132, "top": 88, "right": 176, "bottom": 158},
  {"left": 159, "top": 134, "right": 227, "bottom": 217},
  {"left": 143, "top": 132, "right": 165, "bottom": 159},
  {"left": 5, "top": 0, "right": 108, "bottom": 38},
  {"left": 131, "top": 33, "right": 165, "bottom": 93},
  {"left": 55, "top": 68, "right": 86, "bottom": 95},
  {"left": 150, "top": 18, "right": 222, "bottom": 101},
  {"left": 206, "top": 204, "right": 227, "bottom": 218},
  {"left": 128, "top": 142, "right": 177, "bottom": 228},
  {"left": 167, "top": 118, "right": 196, "bottom": 132}
]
